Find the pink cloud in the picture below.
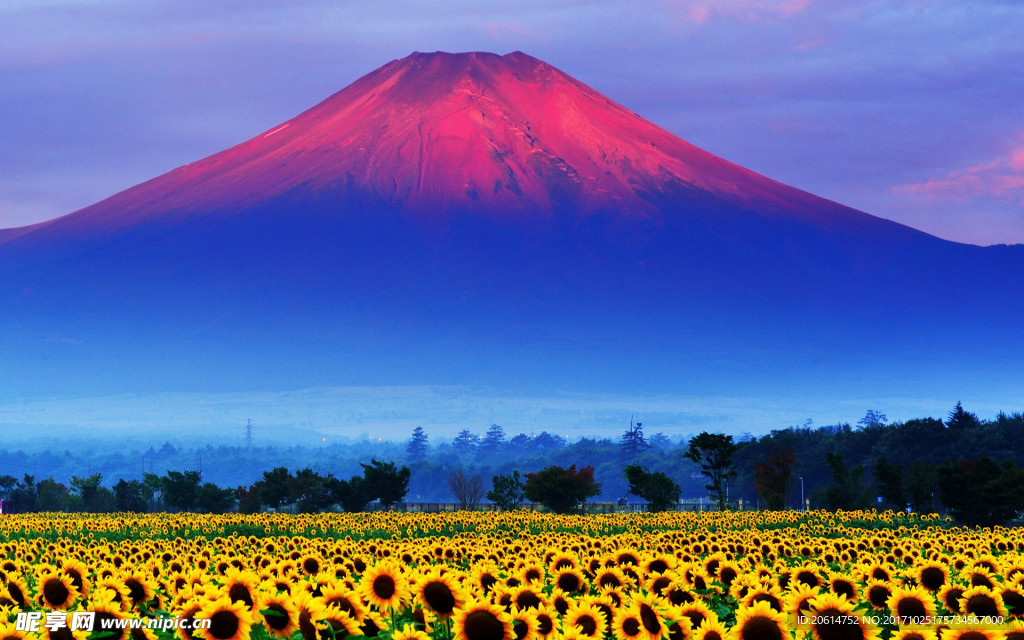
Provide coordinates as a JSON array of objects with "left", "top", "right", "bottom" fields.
[
  {"left": 895, "top": 140, "right": 1024, "bottom": 205},
  {"left": 669, "top": 0, "right": 814, "bottom": 23}
]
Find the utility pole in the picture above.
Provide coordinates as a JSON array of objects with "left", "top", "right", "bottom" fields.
[{"left": 246, "top": 419, "right": 253, "bottom": 450}]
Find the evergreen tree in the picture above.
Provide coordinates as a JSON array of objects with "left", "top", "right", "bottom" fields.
[
  {"left": 620, "top": 419, "right": 647, "bottom": 459},
  {"left": 407, "top": 426, "right": 429, "bottom": 461},
  {"left": 488, "top": 471, "right": 525, "bottom": 511},
  {"left": 453, "top": 429, "right": 477, "bottom": 454},
  {"left": 947, "top": 401, "right": 981, "bottom": 430},
  {"left": 481, "top": 424, "right": 507, "bottom": 454}
]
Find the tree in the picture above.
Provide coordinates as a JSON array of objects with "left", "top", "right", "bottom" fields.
[
  {"left": 823, "top": 452, "right": 871, "bottom": 510},
  {"left": 361, "top": 459, "right": 411, "bottom": 509},
  {"left": 69, "top": 473, "right": 103, "bottom": 512},
  {"left": 448, "top": 470, "right": 485, "bottom": 509},
  {"left": 623, "top": 464, "right": 680, "bottom": 512},
  {"left": 906, "top": 461, "right": 938, "bottom": 513},
  {"left": 947, "top": 402, "right": 981, "bottom": 430},
  {"left": 0, "top": 475, "right": 19, "bottom": 500},
  {"left": 648, "top": 433, "right": 672, "bottom": 449},
  {"left": 873, "top": 457, "right": 906, "bottom": 509},
  {"left": 289, "top": 468, "right": 333, "bottom": 513},
  {"left": 332, "top": 475, "right": 371, "bottom": 513},
  {"left": 684, "top": 432, "right": 737, "bottom": 511},
  {"left": 620, "top": 419, "right": 647, "bottom": 459},
  {"left": 937, "top": 457, "right": 1024, "bottom": 527},
  {"left": 524, "top": 465, "right": 601, "bottom": 514},
  {"left": 753, "top": 448, "right": 796, "bottom": 510},
  {"left": 255, "top": 467, "right": 292, "bottom": 511},
  {"left": 533, "top": 432, "right": 565, "bottom": 451},
  {"left": 162, "top": 470, "right": 202, "bottom": 511},
  {"left": 857, "top": 410, "right": 888, "bottom": 430},
  {"left": 36, "top": 477, "right": 69, "bottom": 512},
  {"left": 453, "top": 429, "right": 477, "bottom": 455},
  {"left": 481, "top": 424, "right": 507, "bottom": 455},
  {"left": 488, "top": 471, "right": 525, "bottom": 511},
  {"left": 407, "top": 426, "right": 429, "bottom": 461},
  {"left": 113, "top": 479, "right": 150, "bottom": 513},
  {"left": 236, "top": 484, "right": 261, "bottom": 514},
  {"left": 196, "top": 482, "right": 235, "bottom": 513},
  {"left": 9, "top": 474, "right": 37, "bottom": 513}
]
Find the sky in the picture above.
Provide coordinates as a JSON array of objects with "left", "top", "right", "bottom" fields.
[{"left": 1, "top": 1, "right": 1022, "bottom": 246}]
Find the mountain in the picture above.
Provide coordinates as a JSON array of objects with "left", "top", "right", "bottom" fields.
[{"left": 1, "top": 51, "right": 1022, "bottom": 411}]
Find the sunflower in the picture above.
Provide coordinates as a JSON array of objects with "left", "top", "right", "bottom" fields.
[
  {"left": 862, "top": 580, "right": 893, "bottom": 611},
  {"left": 532, "top": 604, "right": 559, "bottom": 638},
  {"left": 221, "top": 568, "right": 260, "bottom": 613},
  {"left": 257, "top": 591, "right": 300, "bottom": 639},
  {"left": 453, "top": 599, "right": 514, "bottom": 640},
  {"left": 119, "top": 571, "right": 157, "bottom": 611},
  {"left": 36, "top": 571, "right": 79, "bottom": 610},
  {"left": 554, "top": 568, "right": 588, "bottom": 595},
  {"left": 917, "top": 562, "right": 950, "bottom": 592},
  {"left": 730, "top": 600, "right": 788, "bottom": 640},
  {"left": 174, "top": 599, "right": 207, "bottom": 640},
  {"left": 292, "top": 590, "right": 328, "bottom": 640},
  {"left": 959, "top": 587, "right": 1008, "bottom": 620},
  {"left": 199, "top": 596, "right": 254, "bottom": 640},
  {"left": 631, "top": 593, "right": 670, "bottom": 640},
  {"left": 298, "top": 554, "right": 322, "bottom": 576},
  {"left": 829, "top": 573, "right": 860, "bottom": 602},
  {"left": 940, "top": 586, "right": 968, "bottom": 614},
  {"left": 2, "top": 577, "right": 29, "bottom": 609},
  {"left": 509, "top": 606, "right": 540, "bottom": 640},
  {"left": 595, "top": 567, "right": 632, "bottom": 592},
  {"left": 808, "top": 593, "right": 880, "bottom": 640},
  {"left": 674, "top": 600, "right": 718, "bottom": 631},
  {"left": 941, "top": 631, "right": 999, "bottom": 640},
  {"left": 360, "top": 561, "right": 410, "bottom": 612},
  {"left": 786, "top": 583, "right": 821, "bottom": 621},
  {"left": 743, "top": 585, "right": 785, "bottom": 613},
  {"left": 319, "top": 583, "right": 367, "bottom": 621},
  {"left": 320, "top": 605, "right": 362, "bottom": 639},
  {"left": 89, "top": 590, "right": 129, "bottom": 640},
  {"left": 417, "top": 569, "right": 467, "bottom": 619},
  {"left": 517, "top": 564, "right": 546, "bottom": 585},
  {"left": 392, "top": 623, "right": 431, "bottom": 640},
  {"left": 507, "top": 584, "right": 545, "bottom": 611},
  {"left": 888, "top": 585, "right": 938, "bottom": 625},
  {"left": 692, "top": 618, "right": 730, "bottom": 640},
  {"left": 998, "top": 584, "right": 1024, "bottom": 618},
  {"left": 614, "top": 605, "right": 648, "bottom": 640},
  {"left": 893, "top": 630, "right": 938, "bottom": 640},
  {"left": 563, "top": 601, "right": 608, "bottom": 638},
  {"left": 60, "top": 559, "right": 90, "bottom": 599},
  {"left": 0, "top": 621, "right": 28, "bottom": 640}
]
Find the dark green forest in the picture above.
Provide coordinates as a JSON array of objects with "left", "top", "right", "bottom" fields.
[{"left": 1, "top": 404, "right": 1022, "bottom": 524}]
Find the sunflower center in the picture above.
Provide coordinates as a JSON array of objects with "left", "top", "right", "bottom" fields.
[
  {"left": 208, "top": 610, "right": 240, "bottom": 640},
  {"left": 943, "top": 588, "right": 964, "bottom": 612},
  {"left": 652, "top": 576, "right": 671, "bottom": 595},
  {"left": 705, "top": 631, "right": 724, "bottom": 640},
  {"left": 264, "top": 604, "right": 290, "bottom": 630},
  {"left": 640, "top": 604, "right": 661, "bottom": 634},
  {"left": 65, "top": 569, "right": 83, "bottom": 591},
  {"left": 575, "top": 614, "right": 597, "bottom": 636},
  {"left": 720, "top": 567, "right": 737, "bottom": 586},
  {"left": 902, "top": 633, "right": 926, "bottom": 640},
  {"left": 515, "top": 591, "right": 541, "bottom": 609},
  {"left": 896, "top": 598, "right": 927, "bottom": 620},
  {"left": 514, "top": 620, "right": 529, "bottom": 640},
  {"left": 463, "top": 610, "right": 505, "bottom": 640},
  {"left": 740, "top": 616, "right": 783, "bottom": 640},
  {"left": 537, "top": 614, "right": 553, "bottom": 635},
  {"left": 833, "top": 582, "right": 855, "bottom": 599},
  {"left": 125, "top": 578, "right": 146, "bottom": 604},
  {"left": 557, "top": 573, "right": 581, "bottom": 593},
  {"left": 623, "top": 617, "right": 641, "bottom": 636},
  {"left": 480, "top": 574, "right": 498, "bottom": 593},
  {"left": 752, "top": 594, "right": 782, "bottom": 612},
  {"left": 965, "top": 595, "right": 999, "bottom": 617},
  {"left": 868, "top": 586, "right": 890, "bottom": 608},
  {"left": 93, "top": 613, "right": 122, "bottom": 640},
  {"left": 7, "top": 582, "right": 25, "bottom": 606},
  {"left": 649, "top": 560, "right": 669, "bottom": 574},
  {"left": 298, "top": 611, "right": 316, "bottom": 640},
  {"left": 42, "top": 579, "right": 71, "bottom": 606},
  {"left": 423, "top": 582, "right": 456, "bottom": 614},
  {"left": 228, "top": 584, "right": 253, "bottom": 608},
  {"left": 920, "top": 568, "right": 945, "bottom": 590},
  {"left": 1002, "top": 590, "right": 1024, "bottom": 615},
  {"left": 813, "top": 607, "right": 864, "bottom": 640},
  {"left": 685, "top": 611, "right": 706, "bottom": 629},
  {"left": 599, "top": 574, "right": 621, "bottom": 588},
  {"left": 372, "top": 575, "right": 396, "bottom": 600},
  {"left": 959, "top": 633, "right": 990, "bottom": 640}
]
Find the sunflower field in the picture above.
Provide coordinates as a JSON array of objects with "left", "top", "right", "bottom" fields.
[{"left": 0, "top": 510, "right": 1021, "bottom": 640}]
